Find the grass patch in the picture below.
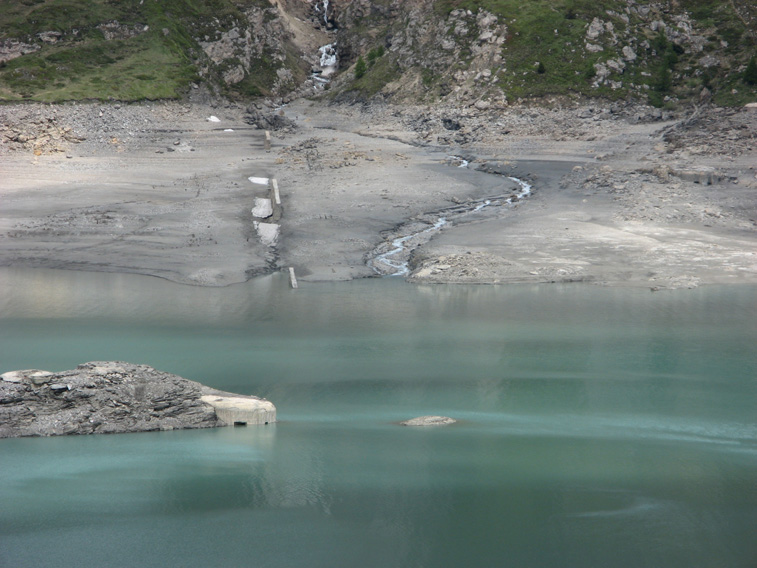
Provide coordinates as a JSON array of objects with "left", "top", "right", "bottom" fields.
[
  {"left": 430, "top": 0, "right": 756, "bottom": 104},
  {"left": 350, "top": 55, "right": 400, "bottom": 97},
  {"left": 0, "top": 0, "right": 279, "bottom": 101},
  {"left": 433, "top": 0, "right": 629, "bottom": 99},
  {"left": 0, "top": 0, "right": 140, "bottom": 37},
  {"left": 1, "top": 30, "right": 196, "bottom": 101}
]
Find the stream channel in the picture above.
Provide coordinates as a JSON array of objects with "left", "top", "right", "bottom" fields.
[{"left": 369, "top": 159, "right": 532, "bottom": 276}]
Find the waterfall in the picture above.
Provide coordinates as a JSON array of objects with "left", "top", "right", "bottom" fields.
[
  {"left": 312, "top": 43, "right": 338, "bottom": 90},
  {"left": 313, "top": 0, "right": 329, "bottom": 25}
]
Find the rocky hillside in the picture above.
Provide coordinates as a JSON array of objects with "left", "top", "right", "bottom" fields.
[
  {"left": 331, "top": 0, "right": 757, "bottom": 107},
  {"left": 0, "top": 0, "right": 326, "bottom": 102},
  {"left": 0, "top": 0, "right": 755, "bottom": 106}
]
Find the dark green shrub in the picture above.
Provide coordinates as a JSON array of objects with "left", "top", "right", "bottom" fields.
[
  {"left": 744, "top": 56, "right": 757, "bottom": 85},
  {"left": 652, "top": 31, "right": 669, "bottom": 54},
  {"left": 366, "top": 46, "right": 385, "bottom": 66},
  {"left": 354, "top": 55, "right": 367, "bottom": 79}
]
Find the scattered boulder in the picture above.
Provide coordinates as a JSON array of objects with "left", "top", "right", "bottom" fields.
[
  {"left": 442, "top": 117, "right": 462, "bottom": 131},
  {"left": 253, "top": 221, "right": 280, "bottom": 246},
  {"left": 251, "top": 197, "right": 274, "bottom": 218},
  {"left": 245, "top": 107, "right": 297, "bottom": 131}
]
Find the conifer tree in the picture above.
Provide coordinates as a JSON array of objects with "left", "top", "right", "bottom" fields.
[
  {"left": 744, "top": 56, "right": 757, "bottom": 85},
  {"left": 354, "top": 56, "right": 367, "bottom": 80}
]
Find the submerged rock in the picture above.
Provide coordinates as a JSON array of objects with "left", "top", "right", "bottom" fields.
[
  {"left": 0, "top": 361, "right": 275, "bottom": 438},
  {"left": 400, "top": 415, "right": 457, "bottom": 427}
]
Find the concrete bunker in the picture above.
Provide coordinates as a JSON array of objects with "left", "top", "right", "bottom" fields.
[{"left": 200, "top": 394, "right": 276, "bottom": 426}]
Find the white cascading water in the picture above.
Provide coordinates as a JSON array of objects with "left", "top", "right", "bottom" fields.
[
  {"left": 319, "top": 43, "right": 337, "bottom": 68},
  {"left": 313, "top": 0, "right": 329, "bottom": 25},
  {"left": 371, "top": 217, "right": 449, "bottom": 276},
  {"left": 312, "top": 43, "right": 337, "bottom": 89},
  {"left": 310, "top": 0, "right": 337, "bottom": 89}
]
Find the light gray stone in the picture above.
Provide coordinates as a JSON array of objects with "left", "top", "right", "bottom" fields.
[
  {"left": 200, "top": 395, "right": 275, "bottom": 425},
  {"left": 254, "top": 221, "right": 279, "bottom": 246},
  {"left": 400, "top": 415, "right": 457, "bottom": 426},
  {"left": 251, "top": 198, "right": 273, "bottom": 218},
  {"left": 670, "top": 166, "right": 721, "bottom": 185}
]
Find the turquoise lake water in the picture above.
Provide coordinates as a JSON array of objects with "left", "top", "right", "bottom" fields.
[{"left": 1, "top": 268, "right": 756, "bottom": 567}]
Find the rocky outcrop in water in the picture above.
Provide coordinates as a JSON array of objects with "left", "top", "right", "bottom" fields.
[
  {"left": 0, "top": 362, "right": 275, "bottom": 438},
  {"left": 400, "top": 416, "right": 457, "bottom": 426}
]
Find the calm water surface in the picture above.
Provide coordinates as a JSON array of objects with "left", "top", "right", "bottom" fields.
[{"left": 1, "top": 268, "right": 756, "bottom": 567}]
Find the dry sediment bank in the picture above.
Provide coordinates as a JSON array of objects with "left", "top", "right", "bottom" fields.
[{"left": 1, "top": 99, "right": 755, "bottom": 289}]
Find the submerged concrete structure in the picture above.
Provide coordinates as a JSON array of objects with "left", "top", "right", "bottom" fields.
[{"left": 200, "top": 394, "right": 276, "bottom": 426}]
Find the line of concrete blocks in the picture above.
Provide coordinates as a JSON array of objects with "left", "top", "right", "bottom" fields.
[{"left": 249, "top": 131, "right": 297, "bottom": 289}]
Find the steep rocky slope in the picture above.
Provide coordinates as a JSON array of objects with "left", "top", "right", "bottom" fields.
[
  {"left": 329, "top": 0, "right": 756, "bottom": 107},
  {"left": 1, "top": 1, "right": 754, "bottom": 106}
]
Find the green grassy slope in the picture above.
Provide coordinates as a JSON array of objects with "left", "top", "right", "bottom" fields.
[
  {"left": 0, "top": 0, "right": 288, "bottom": 102},
  {"left": 436, "top": 0, "right": 756, "bottom": 106}
]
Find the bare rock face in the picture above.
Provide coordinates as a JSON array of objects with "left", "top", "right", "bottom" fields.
[
  {"left": 197, "top": 3, "right": 301, "bottom": 95},
  {"left": 0, "top": 362, "right": 275, "bottom": 438},
  {"left": 0, "top": 39, "right": 40, "bottom": 64},
  {"left": 400, "top": 416, "right": 457, "bottom": 427}
]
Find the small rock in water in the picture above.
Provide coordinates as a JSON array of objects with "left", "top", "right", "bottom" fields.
[{"left": 400, "top": 415, "right": 457, "bottom": 427}]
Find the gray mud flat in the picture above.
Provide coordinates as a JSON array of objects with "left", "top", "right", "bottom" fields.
[
  {"left": 0, "top": 104, "right": 276, "bottom": 287},
  {"left": 1, "top": 100, "right": 755, "bottom": 289}
]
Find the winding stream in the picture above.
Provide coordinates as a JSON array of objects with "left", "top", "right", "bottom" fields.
[{"left": 369, "top": 161, "right": 532, "bottom": 276}]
